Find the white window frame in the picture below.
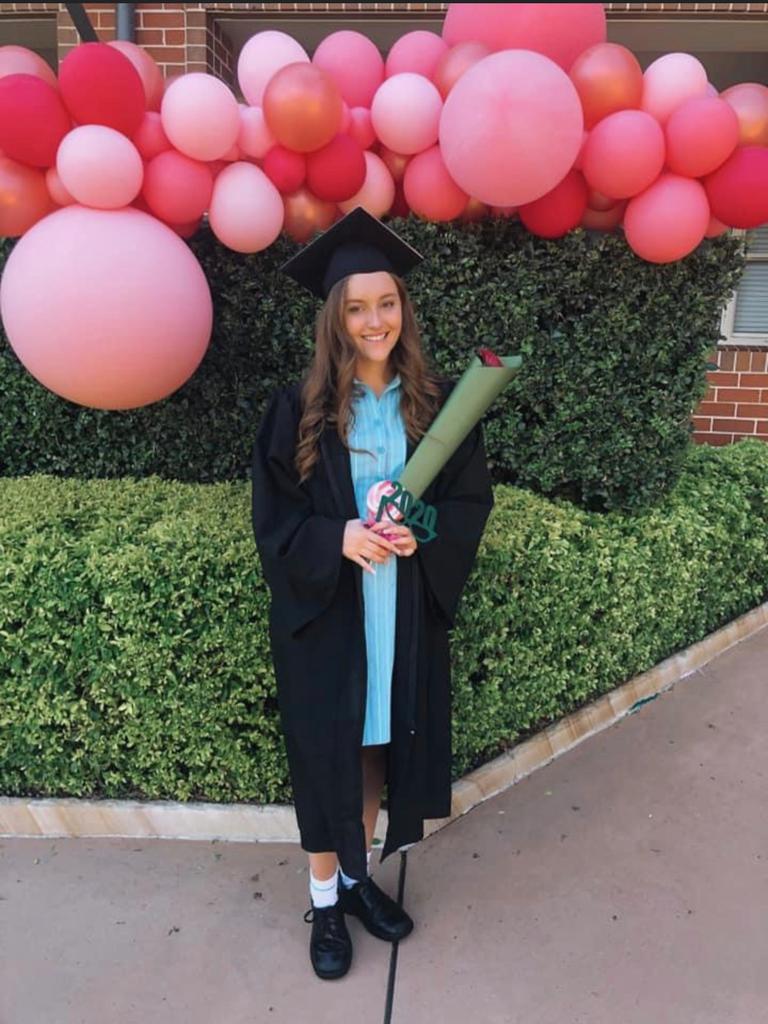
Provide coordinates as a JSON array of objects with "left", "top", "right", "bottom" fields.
[{"left": 720, "top": 228, "right": 768, "bottom": 348}]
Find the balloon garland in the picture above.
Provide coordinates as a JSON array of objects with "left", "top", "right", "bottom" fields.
[{"left": 0, "top": 3, "right": 765, "bottom": 410}]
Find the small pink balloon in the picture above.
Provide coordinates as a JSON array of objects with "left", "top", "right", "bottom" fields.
[
  {"left": 642, "top": 52, "right": 708, "bottom": 125},
  {"left": 582, "top": 109, "right": 665, "bottom": 199},
  {"left": 131, "top": 111, "right": 171, "bottom": 161},
  {"left": 57, "top": 125, "right": 144, "bottom": 209},
  {"left": 313, "top": 31, "right": 384, "bottom": 108},
  {"left": 208, "top": 161, "right": 284, "bottom": 253},
  {"left": 338, "top": 151, "right": 395, "bottom": 218},
  {"left": 0, "top": 206, "right": 212, "bottom": 410},
  {"left": 403, "top": 145, "right": 468, "bottom": 221},
  {"left": 371, "top": 73, "right": 442, "bottom": 155},
  {"left": 142, "top": 150, "right": 213, "bottom": 224},
  {"left": 665, "top": 96, "right": 739, "bottom": 178},
  {"left": 237, "top": 105, "right": 276, "bottom": 159},
  {"left": 109, "top": 40, "right": 164, "bottom": 112},
  {"left": 237, "top": 30, "right": 309, "bottom": 107},
  {"left": 0, "top": 45, "right": 57, "bottom": 88},
  {"left": 45, "top": 166, "right": 75, "bottom": 207},
  {"left": 347, "top": 107, "right": 376, "bottom": 150},
  {"left": 162, "top": 73, "right": 240, "bottom": 161},
  {"left": 385, "top": 31, "right": 448, "bottom": 80},
  {"left": 624, "top": 173, "right": 710, "bottom": 263}
]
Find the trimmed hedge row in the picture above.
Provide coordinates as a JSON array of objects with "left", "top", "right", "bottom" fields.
[{"left": 2, "top": 438, "right": 767, "bottom": 802}]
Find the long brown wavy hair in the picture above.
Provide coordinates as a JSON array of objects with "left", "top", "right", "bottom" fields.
[{"left": 294, "top": 273, "right": 444, "bottom": 484}]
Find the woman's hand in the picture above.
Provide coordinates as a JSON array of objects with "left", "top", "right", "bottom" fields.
[
  {"left": 369, "top": 520, "right": 418, "bottom": 557},
  {"left": 343, "top": 518, "right": 401, "bottom": 574}
]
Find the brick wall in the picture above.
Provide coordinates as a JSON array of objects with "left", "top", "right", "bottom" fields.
[{"left": 694, "top": 349, "right": 768, "bottom": 445}]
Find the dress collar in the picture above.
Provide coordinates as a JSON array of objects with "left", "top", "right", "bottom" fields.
[{"left": 353, "top": 374, "right": 401, "bottom": 396}]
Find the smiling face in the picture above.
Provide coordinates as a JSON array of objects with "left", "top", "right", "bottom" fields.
[{"left": 342, "top": 271, "right": 403, "bottom": 376}]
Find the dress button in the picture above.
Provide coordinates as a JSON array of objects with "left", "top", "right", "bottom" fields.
[{"left": 377, "top": 446, "right": 384, "bottom": 454}]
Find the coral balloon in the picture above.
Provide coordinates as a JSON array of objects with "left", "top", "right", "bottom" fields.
[
  {"left": 45, "top": 166, "right": 75, "bottom": 207},
  {"left": 132, "top": 111, "right": 171, "bottom": 161},
  {"left": 283, "top": 186, "right": 338, "bottom": 243},
  {"left": 0, "top": 156, "right": 52, "bottom": 235},
  {"left": 59, "top": 42, "right": 145, "bottom": 136},
  {"left": 569, "top": 43, "right": 643, "bottom": 129},
  {"left": 581, "top": 201, "right": 625, "bottom": 231},
  {"left": 586, "top": 187, "right": 615, "bottom": 212},
  {"left": 378, "top": 146, "right": 410, "bottom": 183},
  {"left": 386, "top": 31, "right": 448, "bottom": 80},
  {"left": 704, "top": 146, "right": 768, "bottom": 229},
  {"left": 57, "top": 125, "right": 143, "bottom": 209},
  {"left": 0, "top": 206, "right": 212, "bottom": 409},
  {"left": 208, "top": 161, "right": 284, "bottom": 253},
  {"left": 371, "top": 73, "right": 442, "bottom": 155},
  {"left": 442, "top": 3, "right": 607, "bottom": 71},
  {"left": 460, "top": 197, "right": 488, "bottom": 223},
  {"left": 162, "top": 73, "right": 240, "bottom": 161},
  {"left": 237, "top": 30, "right": 309, "bottom": 107},
  {"left": 142, "top": 150, "right": 213, "bottom": 224},
  {"left": 432, "top": 42, "right": 489, "bottom": 100},
  {"left": 440, "top": 50, "right": 583, "bottom": 207},
  {"left": 313, "top": 31, "right": 384, "bottom": 108},
  {"left": 721, "top": 83, "right": 768, "bottom": 147},
  {"left": 582, "top": 109, "right": 664, "bottom": 199},
  {"left": 641, "top": 52, "right": 708, "bottom": 125},
  {"left": 0, "top": 74, "right": 70, "bottom": 168},
  {"left": 306, "top": 134, "right": 366, "bottom": 202},
  {"left": 665, "top": 97, "right": 739, "bottom": 178},
  {"left": 624, "top": 173, "right": 710, "bottom": 263},
  {"left": 347, "top": 107, "right": 376, "bottom": 150},
  {"left": 237, "top": 105, "right": 276, "bottom": 159},
  {"left": 519, "top": 169, "right": 588, "bottom": 238},
  {"left": 263, "top": 63, "right": 343, "bottom": 153},
  {"left": 403, "top": 145, "right": 468, "bottom": 221},
  {"left": 108, "top": 40, "right": 164, "bottom": 111},
  {"left": 338, "top": 151, "right": 396, "bottom": 218},
  {"left": 262, "top": 146, "right": 307, "bottom": 193},
  {"left": 0, "top": 45, "right": 57, "bottom": 88}
]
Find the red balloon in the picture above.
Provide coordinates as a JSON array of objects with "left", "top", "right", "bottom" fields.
[
  {"left": 142, "top": 150, "right": 213, "bottom": 224},
  {"left": 263, "top": 146, "right": 307, "bottom": 193},
  {"left": 704, "top": 145, "right": 768, "bottom": 229},
  {"left": 390, "top": 182, "right": 411, "bottom": 219},
  {"left": 0, "top": 74, "right": 70, "bottom": 167},
  {"left": 132, "top": 111, "right": 171, "bottom": 161},
  {"left": 306, "top": 134, "right": 366, "bottom": 202},
  {"left": 519, "top": 170, "right": 588, "bottom": 238},
  {"left": 59, "top": 42, "right": 145, "bottom": 137},
  {"left": 665, "top": 97, "right": 739, "bottom": 178},
  {"left": 581, "top": 201, "right": 626, "bottom": 231},
  {"left": 569, "top": 43, "right": 643, "bottom": 129},
  {"left": 347, "top": 107, "right": 376, "bottom": 150}
]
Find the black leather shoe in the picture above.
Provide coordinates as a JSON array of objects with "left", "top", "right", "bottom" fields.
[
  {"left": 303, "top": 904, "right": 352, "bottom": 980},
  {"left": 338, "top": 877, "right": 414, "bottom": 942}
]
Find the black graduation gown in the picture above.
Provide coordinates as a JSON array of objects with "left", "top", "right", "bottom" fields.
[{"left": 250, "top": 378, "right": 494, "bottom": 880}]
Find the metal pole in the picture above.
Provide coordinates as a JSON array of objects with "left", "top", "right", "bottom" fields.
[
  {"left": 63, "top": 2, "right": 99, "bottom": 43},
  {"left": 116, "top": 2, "right": 136, "bottom": 42}
]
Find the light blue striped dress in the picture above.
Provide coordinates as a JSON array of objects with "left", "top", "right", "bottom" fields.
[{"left": 348, "top": 373, "right": 407, "bottom": 746}]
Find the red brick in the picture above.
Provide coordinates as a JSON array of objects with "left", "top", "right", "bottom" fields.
[
  {"left": 139, "top": 11, "right": 185, "bottom": 28},
  {"left": 750, "top": 350, "right": 768, "bottom": 372},
  {"left": 716, "top": 388, "right": 761, "bottom": 403},
  {"left": 717, "top": 350, "right": 737, "bottom": 371},
  {"left": 706, "top": 371, "right": 739, "bottom": 387},
  {"left": 692, "top": 416, "right": 712, "bottom": 432},
  {"left": 700, "top": 434, "right": 735, "bottom": 446},
  {"left": 713, "top": 418, "right": 756, "bottom": 432},
  {"left": 740, "top": 373, "right": 768, "bottom": 388},
  {"left": 135, "top": 28, "right": 164, "bottom": 45},
  {"left": 164, "top": 29, "right": 186, "bottom": 45},
  {"left": 736, "top": 404, "right": 768, "bottom": 419},
  {"left": 757, "top": 422, "right": 768, "bottom": 436},
  {"left": 702, "top": 387, "right": 716, "bottom": 402},
  {"left": 735, "top": 351, "right": 752, "bottom": 371},
  {"left": 144, "top": 45, "right": 185, "bottom": 62},
  {"left": 697, "top": 402, "right": 736, "bottom": 416}
]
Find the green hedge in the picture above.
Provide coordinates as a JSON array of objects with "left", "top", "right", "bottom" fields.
[
  {"left": 2, "top": 438, "right": 767, "bottom": 802},
  {"left": 0, "top": 222, "right": 744, "bottom": 512}
]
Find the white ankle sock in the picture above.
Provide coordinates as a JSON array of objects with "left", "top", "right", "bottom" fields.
[
  {"left": 339, "top": 849, "right": 372, "bottom": 889},
  {"left": 309, "top": 868, "right": 338, "bottom": 908}
]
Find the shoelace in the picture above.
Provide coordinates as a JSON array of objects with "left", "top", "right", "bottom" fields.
[{"left": 303, "top": 905, "right": 346, "bottom": 937}]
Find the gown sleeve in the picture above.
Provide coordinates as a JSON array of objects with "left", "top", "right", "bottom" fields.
[
  {"left": 251, "top": 386, "right": 347, "bottom": 637},
  {"left": 415, "top": 414, "right": 495, "bottom": 631}
]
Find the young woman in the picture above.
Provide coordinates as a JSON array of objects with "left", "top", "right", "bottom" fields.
[{"left": 251, "top": 208, "right": 494, "bottom": 980}]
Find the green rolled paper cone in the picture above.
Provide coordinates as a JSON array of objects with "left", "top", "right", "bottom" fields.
[{"left": 398, "top": 354, "right": 522, "bottom": 500}]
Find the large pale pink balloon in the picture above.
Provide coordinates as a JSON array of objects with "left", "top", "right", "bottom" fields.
[
  {"left": 0, "top": 45, "right": 57, "bottom": 87},
  {"left": 442, "top": 3, "right": 606, "bottom": 71},
  {"left": 440, "top": 50, "right": 583, "bottom": 207},
  {"left": 57, "top": 125, "right": 144, "bottom": 209},
  {"left": 641, "top": 53, "right": 708, "bottom": 125},
  {"left": 582, "top": 110, "right": 664, "bottom": 199},
  {"left": 403, "top": 145, "right": 467, "bottom": 221},
  {"left": 237, "top": 30, "right": 309, "bottom": 107},
  {"left": 313, "top": 31, "right": 384, "bottom": 108},
  {"left": 386, "top": 31, "right": 447, "bottom": 80},
  {"left": 161, "top": 73, "right": 240, "bottom": 161},
  {"left": 0, "top": 206, "right": 212, "bottom": 409},
  {"left": 208, "top": 161, "right": 284, "bottom": 253},
  {"left": 624, "top": 173, "right": 710, "bottom": 263},
  {"left": 237, "top": 105, "right": 275, "bottom": 159},
  {"left": 338, "top": 151, "right": 395, "bottom": 217},
  {"left": 371, "top": 73, "right": 442, "bottom": 155}
]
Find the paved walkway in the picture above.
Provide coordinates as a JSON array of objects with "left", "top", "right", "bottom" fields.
[{"left": 2, "top": 627, "right": 766, "bottom": 1024}]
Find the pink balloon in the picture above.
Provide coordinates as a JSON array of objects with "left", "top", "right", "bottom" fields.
[
  {"left": 642, "top": 53, "right": 708, "bottom": 125},
  {"left": 0, "top": 45, "right": 57, "bottom": 88},
  {"left": 386, "top": 31, "right": 448, "bottom": 80},
  {"left": 624, "top": 173, "right": 710, "bottom": 263},
  {"left": 237, "top": 30, "right": 309, "bottom": 107},
  {"left": 313, "top": 31, "right": 384, "bottom": 108},
  {"left": 582, "top": 110, "right": 664, "bottom": 200},
  {"left": 45, "top": 166, "right": 75, "bottom": 207},
  {"left": 440, "top": 50, "right": 583, "bottom": 206},
  {"left": 442, "top": 3, "right": 607, "bottom": 71},
  {"left": 665, "top": 96, "right": 739, "bottom": 178},
  {"left": 237, "top": 105, "right": 276, "bottom": 159},
  {"left": 57, "top": 125, "right": 143, "bottom": 209},
  {"left": 371, "top": 73, "right": 442, "bottom": 155},
  {"left": 161, "top": 73, "right": 240, "bottom": 161},
  {"left": 108, "top": 40, "right": 164, "bottom": 112},
  {"left": 338, "top": 151, "right": 395, "bottom": 217},
  {"left": 403, "top": 145, "right": 468, "bottom": 221},
  {"left": 142, "top": 150, "right": 213, "bottom": 224},
  {"left": 131, "top": 111, "right": 171, "bottom": 161},
  {"left": 208, "top": 161, "right": 284, "bottom": 253},
  {"left": 0, "top": 206, "right": 212, "bottom": 409},
  {"left": 347, "top": 107, "right": 376, "bottom": 149}
]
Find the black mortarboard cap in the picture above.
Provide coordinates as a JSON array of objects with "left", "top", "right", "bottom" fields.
[{"left": 280, "top": 206, "right": 423, "bottom": 300}]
